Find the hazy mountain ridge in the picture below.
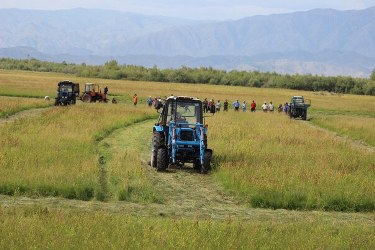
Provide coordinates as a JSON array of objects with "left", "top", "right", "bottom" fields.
[
  {"left": 116, "top": 7, "right": 375, "bottom": 57},
  {"left": 0, "top": 8, "right": 203, "bottom": 55},
  {"left": 0, "top": 7, "right": 374, "bottom": 76}
]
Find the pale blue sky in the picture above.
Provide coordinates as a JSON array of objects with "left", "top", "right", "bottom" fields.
[{"left": 1, "top": 0, "right": 375, "bottom": 20}]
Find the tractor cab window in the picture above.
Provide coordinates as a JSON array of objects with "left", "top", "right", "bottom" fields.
[
  {"left": 168, "top": 101, "right": 201, "bottom": 124},
  {"left": 60, "top": 84, "right": 73, "bottom": 92}
]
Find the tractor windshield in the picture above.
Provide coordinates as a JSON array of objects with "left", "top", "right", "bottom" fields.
[
  {"left": 59, "top": 84, "right": 73, "bottom": 92},
  {"left": 168, "top": 101, "right": 201, "bottom": 124}
]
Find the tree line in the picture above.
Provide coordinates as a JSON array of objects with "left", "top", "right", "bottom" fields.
[{"left": 1, "top": 58, "right": 374, "bottom": 95}]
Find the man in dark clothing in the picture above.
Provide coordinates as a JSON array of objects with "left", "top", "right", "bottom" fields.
[
  {"left": 223, "top": 99, "right": 229, "bottom": 111},
  {"left": 203, "top": 98, "right": 208, "bottom": 113},
  {"left": 104, "top": 86, "right": 108, "bottom": 95}
]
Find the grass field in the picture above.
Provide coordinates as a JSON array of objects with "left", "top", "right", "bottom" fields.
[
  {"left": 0, "top": 103, "right": 156, "bottom": 200},
  {"left": 0, "top": 70, "right": 374, "bottom": 248},
  {"left": 310, "top": 114, "right": 375, "bottom": 146},
  {"left": 0, "top": 206, "right": 374, "bottom": 249}
]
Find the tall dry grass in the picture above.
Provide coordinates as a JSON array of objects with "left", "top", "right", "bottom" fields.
[
  {"left": 208, "top": 111, "right": 375, "bottom": 211},
  {"left": 0, "top": 103, "right": 155, "bottom": 200}
]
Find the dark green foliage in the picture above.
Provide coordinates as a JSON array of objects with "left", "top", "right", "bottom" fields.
[{"left": 0, "top": 58, "right": 373, "bottom": 95}]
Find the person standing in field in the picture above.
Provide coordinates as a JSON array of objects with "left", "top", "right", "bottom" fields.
[
  {"left": 223, "top": 99, "right": 229, "bottom": 111},
  {"left": 104, "top": 86, "right": 108, "bottom": 95},
  {"left": 233, "top": 100, "right": 240, "bottom": 111},
  {"left": 216, "top": 100, "right": 221, "bottom": 112},
  {"left": 147, "top": 96, "right": 153, "bottom": 107},
  {"left": 262, "top": 102, "right": 268, "bottom": 112},
  {"left": 284, "top": 103, "right": 289, "bottom": 114},
  {"left": 133, "top": 94, "right": 138, "bottom": 106},
  {"left": 210, "top": 99, "right": 216, "bottom": 113},
  {"left": 203, "top": 98, "right": 208, "bottom": 113},
  {"left": 251, "top": 100, "right": 256, "bottom": 112},
  {"left": 278, "top": 104, "right": 283, "bottom": 112},
  {"left": 242, "top": 101, "right": 247, "bottom": 112},
  {"left": 269, "top": 101, "right": 274, "bottom": 112}
]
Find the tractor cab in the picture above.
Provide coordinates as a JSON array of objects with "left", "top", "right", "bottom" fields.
[
  {"left": 81, "top": 83, "right": 108, "bottom": 103},
  {"left": 151, "top": 96, "right": 212, "bottom": 173},
  {"left": 84, "top": 83, "right": 99, "bottom": 93},
  {"left": 159, "top": 96, "right": 203, "bottom": 126},
  {"left": 54, "top": 80, "right": 79, "bottom": 106}
]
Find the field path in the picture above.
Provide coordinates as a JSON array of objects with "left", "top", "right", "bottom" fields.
[
  {"left": 0, "top": 107, "right": 49, "bottom": 125},
  {"left": 102, "top": 119, "right": 253, "bottom": 219},
  {"left": 306, "top": 121, "right": 375, "bottom": 153}
]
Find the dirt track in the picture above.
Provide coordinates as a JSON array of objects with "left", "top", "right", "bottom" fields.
[{"left": 0, "top": 107, "right": 49, "bottom": 125}]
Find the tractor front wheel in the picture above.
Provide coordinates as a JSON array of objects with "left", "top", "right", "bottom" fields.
[
  {"left": 193, "top": 159, "right": 201, "bottom": 171},
  {"left": 150, "top": 132, "right": 164, "bottom": 168},
  {"left": 201, "top": 150, "right": 212, "bottom": 174},
  {"left": 156, "top": 147, "right": 168, "bottom": 172}
]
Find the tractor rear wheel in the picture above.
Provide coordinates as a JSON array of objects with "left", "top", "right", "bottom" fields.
[
  {"left": 156, "top": 147, "right": 168, "bottom": 171},
  {"left": 302, "top": 111, "right": 307, "bottom": 120},
  {"left": 150, "top": 132, "right": 164, "bottom": 168},
  {"left": 201, "top": 150, "right": 212, "bottom": 174},
  {"left": 82, "top": 93, "right": 91, "bottom": 103}
]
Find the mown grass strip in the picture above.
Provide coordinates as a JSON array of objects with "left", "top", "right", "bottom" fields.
[
  {"left": 310, "top": 114, "right": 375, "bottom": 147},
  {"left": 95, "top": 116, "right": 158, "bottom": 201},
  {"left": 97, "top": 119, "right": 164, "bottom": 203}
]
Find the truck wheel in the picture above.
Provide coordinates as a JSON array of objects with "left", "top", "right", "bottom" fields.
[
  {"left": 150, "top": 132, "right": 164, "bottom": 168},
  {"left": 201, "top": 150, "right": 212, "bottom": 174},
  {"left": 156, "top": 147, "right": 168, "bottom": 172}
]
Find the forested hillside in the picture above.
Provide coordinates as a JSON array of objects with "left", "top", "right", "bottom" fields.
[{"left": 1, "top": 58, "right": 373, "bottom": 95}]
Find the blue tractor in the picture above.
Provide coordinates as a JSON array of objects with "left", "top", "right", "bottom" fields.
[
  {"left": 150, "top": 96, "right": 212, "bottom": 173},
  {"left": 54, "top": 80, "right": 80, "bottom": 106}
]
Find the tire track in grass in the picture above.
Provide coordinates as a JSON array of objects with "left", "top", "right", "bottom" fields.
[
  {"left": 106, "top": 119, "right": 252, "bottom": 219},
  {"left": 305, "top": 120, "right": 375, "bottom": 153},
  {"left": 0, "top": 107, "right": 51, "bottom": 124}
]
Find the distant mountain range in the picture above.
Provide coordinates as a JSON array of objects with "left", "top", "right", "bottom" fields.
[{"left": 0, "top": 7, "right": 374, "bottom": 77}]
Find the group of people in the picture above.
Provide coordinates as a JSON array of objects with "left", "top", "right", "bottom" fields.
[
  {"left": 202, "top": 98, "right": 293, "bottom": 114},
  {"left": 142, "top": 95, "right": 292, "bottom": 115},
  {"left": 146, "top": 96, "right": 164, "bottom": 110}
]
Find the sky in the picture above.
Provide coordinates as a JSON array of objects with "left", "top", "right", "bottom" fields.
[{"left": 1, "top": 0, "right": 375, "bottom": 20}]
